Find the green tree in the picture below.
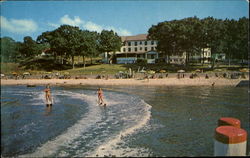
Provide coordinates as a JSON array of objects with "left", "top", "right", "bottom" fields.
[
  {"left": 19, "top": 36, "right": 40, "bottom": 58},
  {"left": 78, "top": 30, "right": 101, "bottom": 67},
  {"left": 148, "top": 21, "right": 180, "bottom": 63},
  {"left": 99, "top": 30, "right": 122, "bottom": 64},
  {"left": 235, "top": 17, "right": 248, "bottom": 63},
  {"left": 178, "top": 17, "right": 202, "bottom": 65},
  {"left": 148, "top": 17, "right": 200, "bottom": 65},
  {"left": 222, "top": 19, "right": 239, "bottom": 66},
  {"left": 0, "top": 37, "right": 19, "bottom": 63},
  {"left": 37, "top": 25, "right": 83, "bottom": 69}
]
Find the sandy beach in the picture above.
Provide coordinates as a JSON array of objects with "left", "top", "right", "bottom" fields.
[{"left": 1, "top": 77, "right": 248, "bottom": 87}]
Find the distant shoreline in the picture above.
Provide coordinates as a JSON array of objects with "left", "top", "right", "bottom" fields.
[{"left": 1, "top": 78, "right": 248, "bottom": 87}]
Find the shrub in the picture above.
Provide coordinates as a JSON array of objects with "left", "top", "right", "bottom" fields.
[{"left": 136, "top": 58, "right": 147, "bottom": 64}]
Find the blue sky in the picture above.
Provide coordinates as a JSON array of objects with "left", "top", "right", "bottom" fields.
[{"left": 1, "top": 0, "right": 249, "bottom": 42}]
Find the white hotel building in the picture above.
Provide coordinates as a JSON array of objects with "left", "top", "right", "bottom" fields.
[
  {"left": 116, "top": 34, "right": 159, "bottom": 64},
  {"left": 103, "top": 34, "right": 212, "bottom": 64}
]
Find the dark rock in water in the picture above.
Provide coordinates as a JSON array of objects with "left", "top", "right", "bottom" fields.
[
  {"left": 236, "top": 80, "right": 249, "bottom": 87},
  {"left": 27, "top": 84, "right": 36, "bottom": 87}
]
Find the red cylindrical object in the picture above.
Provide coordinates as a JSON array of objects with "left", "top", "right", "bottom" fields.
[
  {"left": 218, "top": 117, "right": 241, "bottom": 128},
  {"left": 215, "top": 126, "right": 247, "bottom": 144}
]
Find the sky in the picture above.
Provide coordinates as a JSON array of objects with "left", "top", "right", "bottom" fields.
[{"left": 0, "top": 0, "right": 249, "bottom": 42}]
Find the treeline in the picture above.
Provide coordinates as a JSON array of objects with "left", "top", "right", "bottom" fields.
[
  {"left": 1, "top": 16, "right": 248, "bottom": 70},
  {"left": 1, "top": 25, "right": 122, "bottom": 69},
  {"left": 148, "top": 16, "right": 248, "bottom": 66}
]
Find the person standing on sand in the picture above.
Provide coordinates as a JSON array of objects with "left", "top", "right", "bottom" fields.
[
  {"left": 44, "top": 84, "right": 52, "bottom": 106},
  {"left": 97, "top": 88, "right": 106, "bottom": 106}
]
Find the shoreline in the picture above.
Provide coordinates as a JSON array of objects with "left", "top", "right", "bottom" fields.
[{"left": 1, "top": 78, "right": 248, "bottom": 87}]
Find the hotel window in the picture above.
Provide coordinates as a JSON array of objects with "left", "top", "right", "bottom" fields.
[
  {"left": 128, "top": 42, "right": 131, "bottom": 46},
  {"left": 151, "top": 47, "right": 154, "bottom": 51},
  {"left": 151, "top": 41, "right": 154, "bottom": 45},
  {"left": 140, "top": 47, "right": 142, "bottom": 51},
  {"left": 123, "top": 48, "right": 126, "bottom": 52},
  {"left": 128, "top": 48, "right": 131, "bottom": 52},
  {"left": 140, "top": 41, "right": 142, "bottom": 45},
  {"left": 135, "top": 41, "right": 137, "bottom": 46},
  {"left": 135, "top": 47, "right": 137, "bottom": 52},
  {"left": 145, "top": 41, "right": 147, "bottom": 45},
  {"left": 148, "top": 54, "right": 155, "bottom": 59},
  {"left": 145, "top": 47, "right": 147, "bottom": 51}
]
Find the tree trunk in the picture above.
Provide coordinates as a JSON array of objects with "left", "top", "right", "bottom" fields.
[
  {"left": 61, "top": 55, "right": 64, "bottom": 65},
  {"left": 202, "top": 48, "right": 205, "bottom": 66},
  {"left": 54, "top": 52, "right": 57, "bottom": 62},
  {"left": 211, "top": 57, "right": 215, "bottom": 69},
  {"left": 83, "top": 56, "right": 86, "bottom": 69},
  {"left": 78, "top": 56, "right": 80, "bottom": 65},
  {"left": 185, "top": 51, "right": 189, "bottom": 66},
  {"left": 72, "top": 56, "right": 75, "bottom": 69}
]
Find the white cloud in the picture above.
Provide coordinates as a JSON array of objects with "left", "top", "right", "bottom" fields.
[
  {"left": 48, "top": 22, "right": 59, "bottom": 28},
  {"left": 60, "top": 14, "right": 83, "bottom": 27},
  {"left": 83, "top": 21, "right": 103, "bottom": 33},
  {"left": 48, "top": 14, "right": 132, "bottom": 36},
  {"left": 105, "top": 26, "right": 132, "bottom": 36},
  {"left": 1, "top": 16, "right": 38, "bottom": 34},
  {"left": 83, "top": 21, "right": 132, "bottom": 36}
]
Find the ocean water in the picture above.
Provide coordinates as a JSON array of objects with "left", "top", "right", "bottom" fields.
[{"left": 1, "top": 85, "right": 249, "bottom": 157}]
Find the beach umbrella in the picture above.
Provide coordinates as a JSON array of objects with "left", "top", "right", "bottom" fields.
[
  {"left": 12, "top": 72, "right": 17, "bottom": 75},
  {"left": 177, "top": 70, "right": 185, "bottom": 73},
  {"left": 195, "top": 69, "right": 201, "bottom": 73},
  {"left": 23, "top": 72, "right": 30, "bottom": 75},
  {"left": 159, "top": 70, "right": 166, "bottom": 73},
  {"left": 215, "top": 69, "right": 222, "bottom": 72},
  {"left": 147, "top": 70, "right": 155, "bottom": 74},
  {"left": 239, "top": 68, "right": 249, "bottom": 72},
  {"left": 139, "top": 70, "right": 146, "bottom": 73}
]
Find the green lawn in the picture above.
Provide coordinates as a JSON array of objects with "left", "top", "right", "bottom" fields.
[
  {"left": 60, "top": 64, "right": 127, "bottom": 75},
  {"left": 1, "top": 62, "right": 248, "bottom": 76},
  {"left": 1, "top": 63, "right": 21, "bottom": 74}
]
